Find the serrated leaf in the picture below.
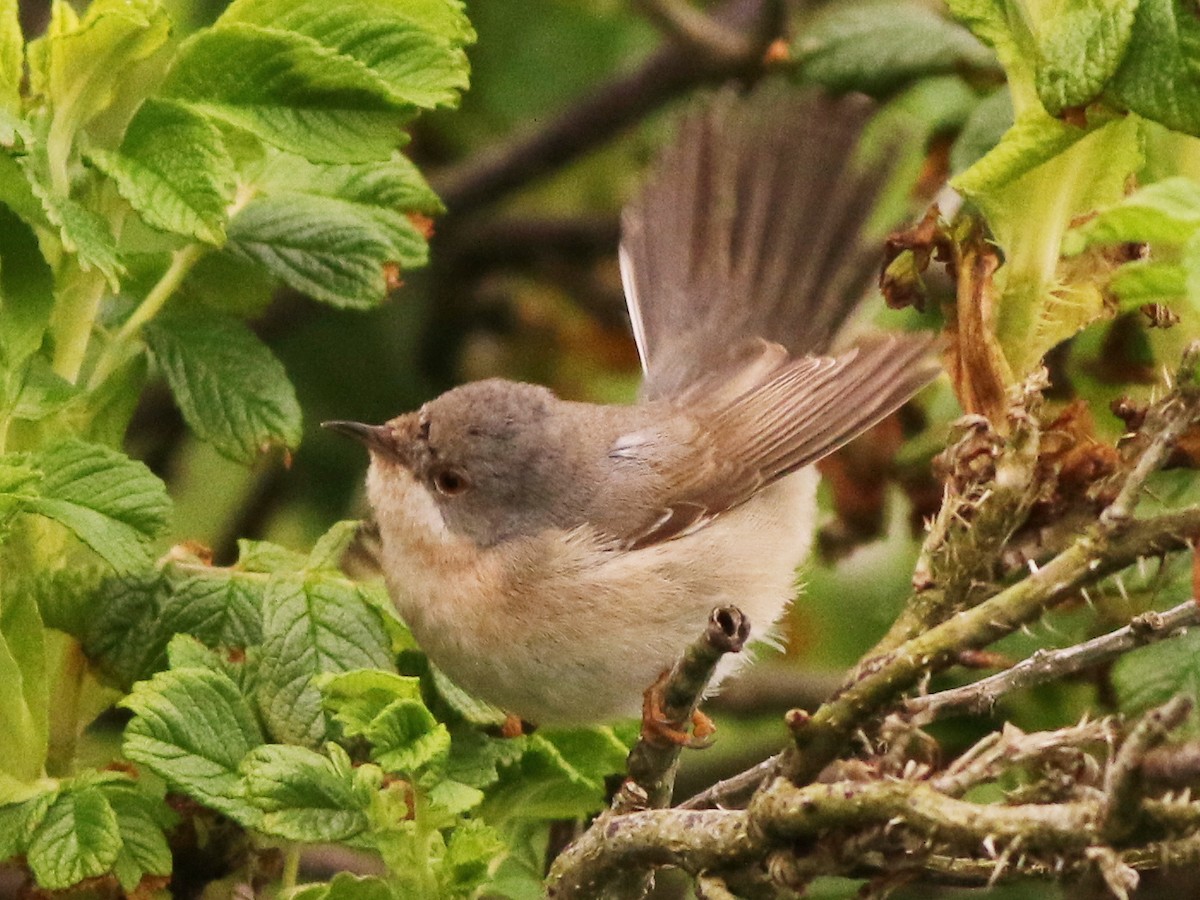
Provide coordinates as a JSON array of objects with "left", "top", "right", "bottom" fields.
[
  {"left": 20, "top": 157, "right": 123, "bottom": 287},
  {"left": 307, "top": 520, "right": 362, "bottom": 571},
  {"left": 100, "top": 780, "right": 175, "bottom": 892},
  {"left": 256, "top": 574, "right": 395, "bottom": 746},
  {"left": 241, "top": 744, "right": 373, "bottom": 842},
  {"left": 1065, "top": 177, "right": 1200, "bottom": 252},
  {"left": 949, "top": 86, "right": 1012, "bottom": 175},
  {"left": 122, "top": 667, "right": 264, "bottom": 821},
  {"left": 27, "top": 0, "right": 170, "bottom": 149},
  {"left": 1114, "top": 627, "right": 1200, "bottom": 718},
  {"left": 0, "top": 0, "right": 21, "bottom": 114},
  {"left": 83, "top": 567, "right": 263, "bottom": 689},
  {"left": 235, "top": 536, "right": 309, "bottom": 574},
  {"left": 26, "top": 784, "right": 121, "bottom": 890},
  {"left": 368, "top": 700, "right": 450, "bottom": 775},
  {"left": 441, "top": 819, "right": 502, "bottom": 897},
  {"left": 0, "top": 585, "right": 48, "bottom": 786},
  {"left": 290, "top": 872, "right": 395, "bottom": 900},
  {"left": 143, "top": 307, "right": 302, "bottom": 464},
  {"left": 160, "top": 24, "right": 409, "bottom": 164},
  {"left": 320, "top": 668, "right": 423, "bottom": 734},
  {"left": 794, "top": 1, "right": 995, "bottom": 95},
  {"left": 426, "top": 778, "right": 483, "bottom": 816},
  {"left": 24, "top": 440, "right": 170, "bottom": 574},
  {"left": 1110, "top": 261, "right": 1187, "bottom": 303},
  {"left": 89, "top": 99, "right": 236, "bottom": 244},
  {"left": 226, "top": 192, "right": 393, "bottom": 308},
  {"left": 1035, "top": 0, "right": 1137, "bottom": 115},
  {"left": 0, "top": 788, "right": 57, "bottom": 857},
  {"left": 482, "top": 728, "right": 627, "bottom": 823},
  {"left": 1108, "top": 0, "right": 1200, "bottom": 137},
  {"left": 0, "top": 183, "right": 54, "bottom": 386},
  {"left": 951, "top": 107, "right": 1094, "bottom": 199},
  {"left": 219, "top": 0, "right": 473, "bottom": 110}
]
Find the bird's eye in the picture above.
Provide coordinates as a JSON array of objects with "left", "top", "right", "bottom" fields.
[{"left": 432, "top": 467, "right": 470, "bottom": 496}]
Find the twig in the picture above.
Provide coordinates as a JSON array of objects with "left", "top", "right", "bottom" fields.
[
  {"left": 617, "top": 607, "right": 751, "bottom": 813},
  {"left": 635, "top": 0, "right": 763, "bottom": 64},
  {"left": 679, "top": 753, "right": 780, "bottom": 811},
  {"left": 1102, "top": 342, "right": 1200, "bottom": 530},
  {"left": 908, "top": 599, "right": 1200, "bottom": 723},
  {"left": 1102, "top": 697, "right": 1193, "bottom": 842},
  {"left": 432, "top": 0, "right": 780, "bottom": 216},
  {"left": 781, "top": 506, "right": 1200, "bottom": 786}
]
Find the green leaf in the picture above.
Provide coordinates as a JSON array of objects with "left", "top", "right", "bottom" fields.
[
  {"left": 950, "top": 87, "right": 1012, "bottom": 175},
  {"left": 82, "top": 567, "right": 263, "bottom": 689},
  {"left": 320, "top": 668, "right": 423, "bottom": 732},
  {"left": 290, "top": 872, "right": 396, "bottom": 900},
  {"left": 218, "top": 0, "right": 474, "bottom": 110},
  {"left": 1114, "top": 627, "right": 1200, "bottom": 718},
  {"left": 235, "top": 536, "right": 309, "bottom": 574},
  {"left": 122, "top": 666, "right": 264, "bottom": 821},
  {"left": 226, "top": 192, "right": 393, "bottom": 308},
  {"left": 26, "top": 784, "right": 121, "bottom": 890},
  {"left": 143, "top": 307, "right": 302, "bottom": 464},
  {"left": 256, "top": 573, "right": 396, "bottom": 746},
  {"left": 368, "top": 700, "right": 450, "bottom": 775},
  {"left": 160, "top": 24, "right": 409, "bottom": 164},
  {"left": 24, "top": 440, "right": 170, "bottom": 574},
  {"left": 951, "top": 107, "right": 1096, "bottom": 199},
  {"left": 241, "top": 744, "right": 375, "bottom": 842},
  {"left": 27, "top": 0, "right": 171, "bottom": 163},
  {"left": 247, "top": 150, "right": 441, "bottom": 269},
  {"left": 0, "top": 0, "right": 20, "bottom": 114},
  {"left": 441, "top": 819, "right": 502, "bottom": 897},
  {"left": 307, "top": 520, "right": 362, "bottom": 571},
  {"left": 0, "top": 197, "right": 52, "bottom": 394},
  {"left": 1064, "top": 177, "right": 1200, "bottom": 252},
  {"left": 0, "top": 585, "right": 48, "bottom": 787},
  {"left": 88, "top": 99, "right": 236, "bottom": 244},
  {"left": 20, "top": 157, "right": 124, "bottom": 288},
  {"left": 0, "top": 788, "right": 56, "bottom": 857},
  {"left": 1107, "top": 0, "right": 1200, "bottom": 137},
  {"left": 1035, "top": 0, "right": 1137, "bottom": 115},
  {"left": 794, "top": 1, "right": 995, "bottom": 95},
  {"left": 1110, "top": 261, "right": 1188, "bottom": 303},
  {"left": 482, "top": 728, "right": 628, "bottom": 823},
  {"left": 100, "top": 780, "right": 175, "bottom": 892}
]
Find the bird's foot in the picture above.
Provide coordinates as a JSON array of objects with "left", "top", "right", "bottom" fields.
[{"left": 641, "top": 671, "right": 716, "bottom": 749}]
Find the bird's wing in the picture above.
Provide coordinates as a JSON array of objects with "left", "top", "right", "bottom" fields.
[
  {"left": 619, "top": 81, "right": 895, "bottom": 400},
  {"left": 615, "top": 335, "right": 938, "bottom": 549}
]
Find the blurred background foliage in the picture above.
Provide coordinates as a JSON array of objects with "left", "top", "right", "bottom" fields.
[{"left": 15, "top": 0, "right": 1200, "bottom": 895}]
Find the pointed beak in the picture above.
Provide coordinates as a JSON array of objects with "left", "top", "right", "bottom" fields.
[{"left": 322, "top": 420, "right": 394, "bottom": 454}]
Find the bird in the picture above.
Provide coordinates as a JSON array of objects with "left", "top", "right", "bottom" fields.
[{"left": 325, "top": 82, "right": 939, "bottom": 730}]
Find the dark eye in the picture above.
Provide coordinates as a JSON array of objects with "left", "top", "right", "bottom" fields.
[{"left": 432, "top": 467, "right": 470, "bottom": 496}]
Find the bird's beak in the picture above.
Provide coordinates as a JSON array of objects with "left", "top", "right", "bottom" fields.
[{"left": 322, "top": 420, "right": 394, "bottom": 455}]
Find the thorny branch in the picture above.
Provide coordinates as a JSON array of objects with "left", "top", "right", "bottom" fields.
[{"left": 548, "top": 342, "right": 1200, "bottom": 898}]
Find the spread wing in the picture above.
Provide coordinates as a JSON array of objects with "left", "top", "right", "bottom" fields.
[
  {"left": 616, "top": 335, "right": 939, "bottom": 550},
  {"left": 619, "top": 82, "right": 895, "bottom": 401}
]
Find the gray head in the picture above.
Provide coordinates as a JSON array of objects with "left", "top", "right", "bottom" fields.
[{"left": 325, "top": 379, "right": 605, "bottom": 546}]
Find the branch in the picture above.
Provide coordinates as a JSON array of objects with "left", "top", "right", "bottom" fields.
[
  {"left": 432, "top": 0, "right": 782, "bottom": 216},
  {"left": 908, "top": 599, "right": 1200, "bottom": 723},
  {"left": 635, "top": 0, "right": 763, "bottom": 64},
  {"left": 1102, "top": 697, "right": 1193, "bottom": 842},
  {"left": 617, "top": 606, "right": 751, "bottom": 812}
]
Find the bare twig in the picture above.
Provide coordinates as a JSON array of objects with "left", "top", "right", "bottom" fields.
[
  {"left": 908, "top": 599, "right": 1200, "bottom": 723},
  {"left": 1102, "top": 697, "right": 1192, "bottom": 842}
]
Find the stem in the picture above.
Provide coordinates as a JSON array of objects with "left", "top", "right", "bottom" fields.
[
  {"left": 280, "top": 844, "right": 301, "bottom": 892},
  {"left": 51, "top": 267, "right": 109, "bottom": 383},
  {"left": 87, "top": 242, "right": 204, "bottom": 390},
  {"left": 45, "top": 639, "right": 86, "bottom": 777}
]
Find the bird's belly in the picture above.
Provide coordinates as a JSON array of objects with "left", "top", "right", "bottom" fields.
[{"left": 381, "top": 468, "right": 819, "bottom": 725}]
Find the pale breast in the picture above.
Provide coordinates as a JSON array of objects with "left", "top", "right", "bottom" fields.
[{"left": 368, "top": 455, "right": 820, "bottom": 725}]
